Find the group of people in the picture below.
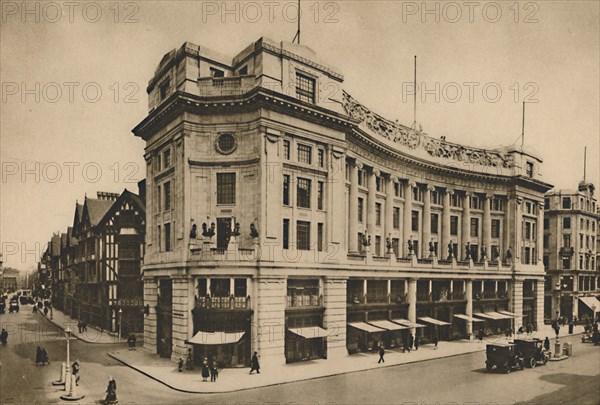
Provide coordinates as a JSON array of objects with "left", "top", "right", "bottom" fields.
[
  {"left": 200, "top": 358, "right": 219, "bottom": 382},
  {"left": 35, "top": 346, "right": 50, "bottom": 365},
  {"left": 76, "top": 320, "right": 88, "bottom": 334}
]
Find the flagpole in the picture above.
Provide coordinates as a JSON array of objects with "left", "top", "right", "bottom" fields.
[
  {"left": 521, "top": 101, "right": 525, "bottom": 147},
  {"left": 412, "top": 55, "right": 417, "bottom": 130}
]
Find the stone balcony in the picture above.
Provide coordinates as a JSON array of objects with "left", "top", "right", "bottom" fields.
[
  {"left": 197, "top": 75, "right": 258, "bottom": 98},
  {"left": 194, "top": 295, "right": 251, "bottom": 310}
]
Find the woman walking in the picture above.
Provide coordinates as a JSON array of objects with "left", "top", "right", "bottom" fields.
[{"left": 201, "top": 358, "right": 210, "bottom": 382}]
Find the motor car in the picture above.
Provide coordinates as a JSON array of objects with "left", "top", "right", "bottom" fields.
[
  {"left": 9, "top": 298, "right": 19, "bottom": 312},
  {"left": 582, "top": 333, "right": 594, "bottom": 343},
  {"left": 0, "top": 300, "right": 5, "bottom": 314},
  {"left": 513, "top": 338, "right": 549, "bottom": 367},
  {"left": 19, "top": 295, "right": 33, "bottom": 305},
  {"left": 485, "top": 343, "right": 524, "bottom": 373}
]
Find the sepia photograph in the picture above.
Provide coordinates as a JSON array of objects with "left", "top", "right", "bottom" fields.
[{"left": 0, "top": 1, "right": 599, "bottom": 404}]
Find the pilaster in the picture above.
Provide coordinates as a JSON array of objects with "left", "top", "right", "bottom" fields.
[
  {"left": 323, "top": 277, "right": 348, "bottom": 359},
  {"left": 143, "top": 277, "right": 158, "bottom": 353},
  {"left": 254, "top": 275, "right": 286, "bottom": 368}
]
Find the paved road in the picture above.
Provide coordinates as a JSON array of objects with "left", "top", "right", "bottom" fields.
[{"left": 1, "top": 305, "right": 599, "bottom": 404}]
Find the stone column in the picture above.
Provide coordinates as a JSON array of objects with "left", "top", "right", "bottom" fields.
[
  {"left": 403, "top": 181, "right": 414, "bottom": 257},
  {"left": 323, "top": 277, "right": 348, "bottom": 359},
  {"left": 171, "top": 276, "right": 193, "bottom": 362},
  {"left": 465, "top": 279, "right": 473, "bottom": 339},
  {"left": 441, "top": 189, "right": 451, "bottom": 259},
  {"left": 422, "top": 185, "right": 432, "bottom": 258},
  {"left": 537, "top": 202, "right": 544, "bottom": 263},
  {"left": 482, "top": 194, "right": 491, "bottom": 259},
  {"left": 143, "top": 277, "right": 158, "bottom": 353},
  {"left": 515, "top": 197, "right": 523, "bottom": 263},
  {"left": 407, "top": 278, "right": 417, "bottom": 323},
  {"left": 504, "top": 198, "right": 512, "bottom": 262},
  {"left": 535, "top": 279, "right": 544, "bottom": 330},
  {"left": 254, "top": 275, "right": 287, "bottom": 368},
  {"left": 385, "top": 175, "right": 395, "bottom": 247},
  {"left": 572, "top": 276, "right": 579, "bottom": 320},
  {"left": 329, "top": 147, "right": 346, "bottom": 250},
  {"left": 461, "top": 192, "right": 471, "bottom": 261},
  {"left": 510, "top": 279, "right": 524, "bottom": 330},
  {"left": 367, "top": 168, "right": 378, "bottom": 237},
  {"left": 348, "top": 161, "right": 359, "bottom": 253}
]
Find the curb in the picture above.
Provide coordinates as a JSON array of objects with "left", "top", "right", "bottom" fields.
[{"left": 38, "top": 311, "right": 123, "bottom": 345}]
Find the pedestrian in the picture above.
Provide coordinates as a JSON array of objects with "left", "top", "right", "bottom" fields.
[
  {"left": 210, "top": 361, "right": 218, "bottom": 382},
  {"left": 178, "top": 358, "right": 184, "bottom": 372},
  {"left": 478, "top": 328, "right": 484, "bottom": 342},
  {"left": 414, "top": 335, "right": 420, "bottom": 351},
  {"left": 35, "top": 346, "right": 42, "bottom": 365},
  {"left": 201, "top": 358, "right": 210, "bottom": 382},
  {"left": 378, "top": 343, "right": 385, "bottom": 363},
  {"left": 407, "top": 333, "right": 414, "bottom": 353},
  {"left": 72, "top": 360, "right": 80, "bottom": 386},
  {"left": 127, "top": 333, "right": 137, "bottom": 350},
  {"left": 77, "top": 321, "right": 82, "bottom": 334},
  {"left": 0, "top": 328, "right": 8, "bottom": 344},
  {"left": 568, "top": 319, "right": 574, "bottom": 334},
  {"left": 105, "top": 376, "right": 117, "bottom": 404},
  {"left": 82, "top": 321, "right": 87, "bottom": 332},
  {"left": 433, "top": 331, "right": 439, "bottom": 350},
  {"left": 186, "top": 348, "right": 194, "bottom": 370},
  {"left": 543, "top": 336, "right": 550, "bottom": 352},
  {"left": 250, "top": 351, "right": 260, "bottom": 374},
  {"left": 41, "top": 347, "right": 49, "bottom": 365},
  {"left": 32, "top": 305, "right": 37, "bottom": 314}
]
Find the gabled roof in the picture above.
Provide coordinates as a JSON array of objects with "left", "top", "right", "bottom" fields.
[
  {"left": 60, "top": 232, "right": 68, "bottom": 249},
  {"left": 84, "top": 198, "right": 114, "bottom": 227},
  {"left": 95, "top": 189, "right": 146, "bottom": 230},
  {"left": 72, "top": 203, "right": 84, "bottom": 234}
]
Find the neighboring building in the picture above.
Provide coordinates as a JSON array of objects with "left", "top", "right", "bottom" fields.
[
  {"left": 1, "top": 267, "right": 20, "bottom": 293},
  {"left": 133, "top": 37, "right": 552, "bottom": 368},
  {"left": 543, "top": 182, "right": 600, "bottom": 322},
  {"left": 45, "top": 187, "right": 146, "bottom": 334}
]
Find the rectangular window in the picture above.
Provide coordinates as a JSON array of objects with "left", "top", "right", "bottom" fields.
[
  {"left": 318, "top": 149, "right": 325, "bottom": 168},
  {"left": 216, "top": 173, "right": 236, "bottom": 205},
  {"left": 470, "top": 218, "right": 479, "bottom": 237},
  {"left": 491, "top": 197, "right": 504, "bottom": 211},
  {"left": 297, "top": 221, "right": 311, "bottom": 250},
  {"left": 431, "top": 213, "right": 439, "bottom": 234},
  {"left": 317, "top": 223, "right": 324, "bottom": 252},
  {"left": 471, "top": 196, "right": 482, "bottom": 210},
  {"left": 450, "top": 215, "right": 458, "bottom": 236},
  {"left": 358, "top": 197, "right": 364, "bottom": 223},
  {"left": 283, "top": 140, "right": 290, "bottom": 160},
  {"left": 563, "top": 234, "right": 571, "bottom": 247},
  {"left": 451, "top": 193, "right": 462, "bottom": 207},
  {"left": 431, "top": 190, "right": 441, "bottom": 205},
  {"left": 283, "top": 174, "right": 290, "bottom": 206},
  {"left": 163, "top": 149, "right": 171, "bottom": 168},
  {"left": 412, "top": 187, "right": 423, "bottom": 202},
  {"left": 239, "top": 65, "right": 248, "bottom": 75},
  {"left": 317, "top": 181, "right": 324, "bottom": 210},
  {"left": 283, "top": 219, "right": 290, "bottom": 249},
  {"left": 562, "top": 197, "right": 571, "bottom": 209},
  {"left": 163, "top": 181, "right": 171, "bottom": 211},
  {"left": 358, "top": 170, "right": 365, "bottom": 186},
  {"left": 159, "top": 79, "right": 170, "bottom": 99},
  {"left": 562, "top": 257, "right": 571, "bottom": 270},
  {"left": 394, "top": 182, "right": 401, "bottom": 197},
  {"left": 544, "top": 198, "right": 550, "bottom": 210},
  {"left": 491, "top": 219, "right": 501, "bottom": 238},
  {"left": 543, "top": 235, "right": 549, "bottom": 249},
  {"left": 210, "top": 67, "right": 225, "bottom": 77},
  {"left": 393, "top": 207, "right": 400, "bottom": 229},
  {"left": 525, "top": 161, "right": 534, "bottom": 177},
  {"left": 297, "top": 178, "right": 312, "bottom": 208},
  {"left": 411, "top": 210, "right": 419, "bottom": 232},
  {"left": 563, "top": 217, "right": 571, "bottom": 229},
  {"left": 296, "top": 72, "right": 315, "bottom": 103},
  {"left": 297, "top": 144, "right": 312, "bottom": 164},
  {"left": 157, "top": 185, "right": 161, "bottom": 212},
  {"left": 544, "top": 218, "right": 549, "bottom": 229},
  {"left": 375, "top": 235, "right": 381, "bottom": 256},
  {"left": 157, "top": 225, "right": 161, "bottom": 251},
  {"left": 375, "top": 203, "right": 382, "bottom": 226},
  {"left": 164, "top": 223, "right": 171, "bottom": 252},
  {"left": 525, "top": 222, "right": 532, "bottom": 240}
]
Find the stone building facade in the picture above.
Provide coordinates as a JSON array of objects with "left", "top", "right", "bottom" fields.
[
  {"left": 133, "top": 37, "right": 552, "bottom": 367},
  {"left": 543, "top": 182, "right": 600, "bottom": 322}
]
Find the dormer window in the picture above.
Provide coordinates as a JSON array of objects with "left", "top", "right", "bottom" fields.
[
  {"left": 525, "top": 161, "right": 534, "bottom": 177},
  {"left": 296, "top": 72, "right": 315, "bottom": 103},
  {"left": 210, "top": 67, "right": 225, "bottom": 78},
  {"left": 239, "top": 65, "right": 248, "bottom": 75}
]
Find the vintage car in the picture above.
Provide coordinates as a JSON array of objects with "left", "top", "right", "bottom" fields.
[
  {"left": 8, "top": 297, "right": 19, "bottom": 312},
  {"left": 582, "top": 333, "right": 594, "bottom": 343},
  {"left": 514, "top": 338, "right": 549, "bottom": 367},
  {"left": 485, "top": 343, "right": 524, "bottom": 373}
]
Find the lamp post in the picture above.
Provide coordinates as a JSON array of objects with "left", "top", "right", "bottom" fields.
[
  {"left": 118, "top": 308, "right": 123, "bottom": 342},
  {"left": 59, "top": 325, "right": 84, "bottom": 400}
]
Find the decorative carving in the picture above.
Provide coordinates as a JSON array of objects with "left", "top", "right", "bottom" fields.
[
  {"left": 386, "top": 235, "right": 393, "bottom": 254},
  {"left": 342, "top": 91, "right": 515, "bottom": 169},
  {"left": 202, "top": 222, "right": 215, "bottom": 238},
  {"left": 361, "top": 230, "right": 372, "bottom": 247}
]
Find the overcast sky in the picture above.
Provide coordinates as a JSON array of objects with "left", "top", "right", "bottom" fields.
[{"left": 1, "top": 0, "right": 598, "bottom": 271}]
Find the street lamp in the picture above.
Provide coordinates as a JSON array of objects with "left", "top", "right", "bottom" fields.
[{"left": 118, "top": 308, "right": 123, "bottom": 342}]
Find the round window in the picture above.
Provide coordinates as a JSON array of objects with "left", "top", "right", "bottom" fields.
[{"left": 216, "top": 133, "right": 236, "bottom": 155}]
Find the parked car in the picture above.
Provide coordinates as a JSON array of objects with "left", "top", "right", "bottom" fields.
[
  {"left": 19, "top": 295, "right": 33, "bottom": 305},
  {"left": 513, "top": 338, "right": 549, "bottom": 367},
  {"left": 485, "top": 343, "right": 524, "bottom": 373},
  {"left": 9, "top": 298, "right": 19, "bottom": 312},
  {"left": 582, "top": 333, "right": 594, "bottom": 343}
]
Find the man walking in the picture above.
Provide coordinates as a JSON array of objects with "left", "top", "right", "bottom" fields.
[
  {"left": 250, "top": 351, "right": 260, "bottom": 374},
  {"left": 378, "top": 343, "right": 385, "bottom": 363},
  {"left": 414, "top": 335, "right": 420, "bottom": 351},
  {"left": 72, "top": 360, "right": 80, "bottom": 386},
  {"left": 407, "top": 333, "right": 414, "bottom": 353}
]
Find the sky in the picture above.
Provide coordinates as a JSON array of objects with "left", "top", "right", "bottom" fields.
[{"left": 1, "top": 0, "right": 599, "bottom": 271}]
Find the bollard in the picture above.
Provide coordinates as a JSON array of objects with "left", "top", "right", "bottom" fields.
[
  {"left": 52, "top": 362, "right": 66, "bottom": 386},
  {"left": 554, "top": 341, "right": 562, "bottom": 358},
  {"left": 60, "top": 374, "right": 85, "bottom": 401}
]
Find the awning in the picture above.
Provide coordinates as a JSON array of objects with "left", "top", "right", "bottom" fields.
[
  {"left": 391, "top": 319, "right": 426, "bottom": 328},
  {"left": 368, "top": 320, "right": 409, "bottom": 331},
  {"left": 186, "top": 331, "right": 245, "bottom": 345},
  {"left": 579, "top": 296, "right": 600, "bottom": 313},
  {"left": 473, "top": 312, "right": 511, "bottom": 320},
  {"left": 453, "top": 314, "right": 484, "bottom": 322},
  {"left": 347, "top": 322, "right": 386, "bottom": 333},
  {"left": 497, "top": 310, "right": 520, "bottom": 318},
  {"left": 288, "top": 326, "right": 329, "bottom": 339},
  {"left": 418, "top": 316, "right": 452, "bottom": 326}
]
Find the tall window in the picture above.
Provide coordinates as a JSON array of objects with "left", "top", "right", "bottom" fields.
[
  {"left": 317, "top": 223, "right": 324, "bottom": 252},
  {"left": 297, "top": 178, "right": 312, "bottom": 208},
  {"left": 376, "top": 177, "right": 385, "bottom": 193},
  {"left": 283, "top": 219, "right": 290, "bottom": 249},
  {"left": 283, "top": 139, "right": 290, "bottom": 160},
  {"left": 451, "top": 193, "right": 462, "bottom": 207},
  {"left": 544, "top": 218, "right": 549, "bottom": 229},
  {"left": 163, "top": 181, "right": 171, "bottom": 211},
  {"left": 163, "top": 149, "right": 171, "bottom": 169},
  {"left": 297, "top": 144, "right": 312, "bottom": 164},
  {"left": 563, "top": 217, "right": 571, "bottom": 229},
  {"left": 297, "top": 221, "right": 311, "bottom": 250},
  {"left": 431, "top": 190, "right": 441, "bottom": 205},
  {"left": 525, "top": 222, "right": 532, "bottom": 240},
  {"left": 375, "top": 236, "right": 381, "bottom": 256},
  {"left": 393, "top": 207, "right": 400, "bottom": 229},
  {"left": 317, "top": 181, "right": 324, "bottom": 210},
  {"left": 318, "top": 149, "right": 325, "bottom": 168},
  {"left": 471, "top": 196, "right": 482, "bottom": 210},
  {"left": 358, "top": 169, "right": 366, "bottom": 186},
  {"left": 491, "top": 219, "right": 501, "bottom": 238},
  {"left": 296, "top": 72, "right": 316, "bottom": 103},
  {"left": 450, "top": 216, "right": 458, "bottom": 236},
  {"left": 525, "top": 161, "right": 534, "bottom": 177},
  {"left": 394, "top": 182, "right": 403, "bottom": 197},
  {"left": 283, "top": 174, "right": 290, "bottom": 205},
  {"left": 157, "top": 185, "right": 161, "bottom": 212},
  {"left": 431, "top": 213, "right": 439, "bottom": 234},
  {"left": 164, "top": 223, "right": 171, "bottom": 252},
  {"left": 470, "top": 218, "right": 479, "bottom": 237},
  {"left": 217, "top": 173, "right": 236, "bottom": 204},
  {"left": 411, "top": 211, "right": 419, "bottom": 232},
  {"left": 544, "top": 198, "right": 550, "bottom": 209},
  {"left": 375, "top": 203, "right": 382, "bottom": 226},
  {"left": 562, "top": 197, "right": 571, "bottom": 209},
  {"left": 358, "top": 197, "right": 364, "bottom": 223}
]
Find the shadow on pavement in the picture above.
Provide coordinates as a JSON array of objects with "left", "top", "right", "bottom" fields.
[{"left": 516, "top": 373, "right": 600, "bottom": 405}]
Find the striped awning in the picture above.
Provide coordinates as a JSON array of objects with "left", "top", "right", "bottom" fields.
[
  {"left": 368, "top": 320, "right": 409, "bottom": 331},
  {"left": 497, "top": 310, "right": 520, "bottom": 318},
  {"left": 288, "top": 326, "right": 329, "bottom": 339},
  {"left": 418, "top": 316, "right": 451, "bottom": 326},
  {"left": 474, "top": 312, "right": 512, "bottom": 320},
  {"left": 391, "top": 319, "right": 426, "bottom": 328},
  {"left": 454, "top": 314, "right": 484, "bottom": 322}
]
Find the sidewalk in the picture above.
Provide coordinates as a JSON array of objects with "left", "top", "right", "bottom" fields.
[
  {"left": 39, "top": 307, "right": 124, "bottom": 344},
  {"left": 108, "top": 324, "right": 585, "bottom": 394}
]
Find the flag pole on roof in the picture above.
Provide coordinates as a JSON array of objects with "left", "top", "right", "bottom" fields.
[
  {"left": 412, "top": 55, "right": 417, "bottom": 130},
  {"left": 292, "top": 0, "right": 301, "bottom": 44}
]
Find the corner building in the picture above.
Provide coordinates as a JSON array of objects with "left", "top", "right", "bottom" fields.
[{"left": 132, "top": 38, "right": 552, "bottom": 367}]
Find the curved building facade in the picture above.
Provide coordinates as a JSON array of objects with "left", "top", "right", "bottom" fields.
[{"left": 132, "top": 37, "right": 552, "bottom": 367}]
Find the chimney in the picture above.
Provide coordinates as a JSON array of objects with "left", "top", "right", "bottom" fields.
[
  {"left": 138, "top": 179, "right": 146, "bottom": 203},
  {"left": 96, "top": 191, "right": 119, "bottom": 201}
]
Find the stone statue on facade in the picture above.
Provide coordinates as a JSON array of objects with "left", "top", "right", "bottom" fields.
[
  {"left": 249, "top": 223, "right": 259, "bottom": 238},
  {"left": 407, "top": 238, "right": 414, "bottom": 255},
  {"left": 447, "top": 242, "right": 454, "bottom": 260},
  {"left": 189, "top": 223, "right": 197, "bottom": 239}
]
